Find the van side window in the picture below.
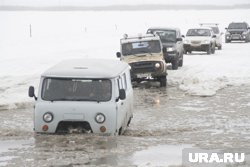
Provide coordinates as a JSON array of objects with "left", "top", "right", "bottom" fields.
[
  {"left": 122, "top": 73, "right": 127, "bottom": 90},
  {"left": 117, "top": 78, "right": 121, "bottom": 89}
]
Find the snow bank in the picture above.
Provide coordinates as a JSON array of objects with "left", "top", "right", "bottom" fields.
[{"left": 1, "top": 9, "right": 250, "bottom": 109}]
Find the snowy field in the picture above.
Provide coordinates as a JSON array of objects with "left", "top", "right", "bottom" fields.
[
  {"left": 0, "top": 9, "right": 250, "bottom": 166},
  {"left": 0, "top": 9, "right": 250, "bottom": 110}
]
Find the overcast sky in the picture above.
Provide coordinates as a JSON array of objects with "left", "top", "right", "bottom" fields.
[{"left": 0, "top": 0, "right": 249, "bottom": 6}]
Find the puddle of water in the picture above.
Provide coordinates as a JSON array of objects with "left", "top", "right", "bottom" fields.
[
  {"left": 0, "top": 156, "right": 17, "bottom": 166},
  {"left": 87, "top": 144, "right": 192, "bottom": 166},
  {"left": 132, "top": 144, "right": 192, "bottom": 166},
  {"left": 0, "top": 139, "right": 33, "bottom": 166}
]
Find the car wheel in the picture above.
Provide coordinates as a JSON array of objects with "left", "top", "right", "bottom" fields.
[
  {"left": 178, "top": 54, "right": 183, "bottom": 67},
  {"left": 211, "top": 46, "right": 215, "bottom": 54},
  {"left": 159, "top": 76, "right": 167, "bottom": 87},
  {"left": 207, "top": 45, "right": 211, "bottom": 55},
  {"left": 172, "top": 58, "right": 179, "bottom": 70},
  {"left": 127, "top": 116, "right": 132, "bottom": 127},
  {"left": 218, "top": 45, "right": 222, "bottom": 50},
  {"left": 225, "top": 40, "right": 230, "bottom": 43}
]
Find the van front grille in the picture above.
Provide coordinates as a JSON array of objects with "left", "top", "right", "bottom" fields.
[
  {"left": 130, "top": 61, "right": 159, "bottom": 73},
  {"left": 56, "top": 121, "right": 92, "bottom": 134}
]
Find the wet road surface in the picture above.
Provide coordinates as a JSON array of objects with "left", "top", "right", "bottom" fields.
[{"left": 0, "top": 84, "right": 250, "bottom": 166}]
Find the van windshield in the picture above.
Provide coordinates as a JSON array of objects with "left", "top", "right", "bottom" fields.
[
  {"left": 42, "top": 78, "right": 112, "bottom": 102},
  {"left": 122, "top": 40, "right": 161, "bottom": 56}
]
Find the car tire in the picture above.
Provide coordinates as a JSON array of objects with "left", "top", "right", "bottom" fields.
[
  {"left": 178, "top": 54, "right": 183, "bottom": 67},
  {"left": 159, "top": 76, "right": 167, "bottom": 87},
  {"left": 172, "top": 58, "right": 179, "bottom": 70},
  {"left": 207, "top": 45, "right": 211, "bottom": 55},
  {"left": 225, "top": 39, "right": 230, "bottom": 43},
  {"left": 218, "top": 45, "right": 222, "bottom": 50},
  {"left": 211, "top": 46, "right": 215, "bottom": 54}
]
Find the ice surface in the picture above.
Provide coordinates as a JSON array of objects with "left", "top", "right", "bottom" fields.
[
  {"left": 0, "top": 9, "right": 250, "bottom": 110},
  {"left": 132, "top": 144, "right": 191, "bottom": 166},
  {"left": 0, "top": 139, "right": 33, "bottom": 166}
]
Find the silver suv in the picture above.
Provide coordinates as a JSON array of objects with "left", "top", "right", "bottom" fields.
[
  {"left": 183, "top": 27, "right": 216, "bottom": 55},
  {"left": 200, "top": 23, "right": 223, "bottom": 50}
]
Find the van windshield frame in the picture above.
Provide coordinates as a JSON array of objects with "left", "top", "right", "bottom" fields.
[
  {"left": 41, "top": 78, "right": 112, "bottom": 102},
  {"left": 121, "top": 40, "right": 161, "bottom": 56}
]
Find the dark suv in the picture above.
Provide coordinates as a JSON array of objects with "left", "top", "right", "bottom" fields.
[
  {"left": 147, "top": 27, "right": 184, "bottom": 70},
  {"left": 225, "top": 22, "right": 250, "bottom": 43}
]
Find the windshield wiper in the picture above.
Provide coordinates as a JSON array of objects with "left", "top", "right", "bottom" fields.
[
  {"left": 139, "top": 50, "right": 152, "bottom": 55},
  {"left": 50, "top": 98, "right": 102, "bottom": 103},
  {"left": 50, "top": 98, "right": 74, "bottom": 102},
  {"left": 74, "top": 98, "right": 101, "bottom": 103}
]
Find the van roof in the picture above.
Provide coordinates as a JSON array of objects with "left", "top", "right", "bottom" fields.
[
  {"left": 147, "top": 27, "right": 180, "bottom": 32},
  {"left": 42, "top": 59, "right": 129, "bottom": 79},
  {"left": 120, "top": 33, "right": 160, "bottom": 44}
]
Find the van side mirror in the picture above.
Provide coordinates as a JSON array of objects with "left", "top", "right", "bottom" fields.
[
  {"left": 162, "top": 47, "right": 167, "bottom": 53},
  {"left": 119, "top": 89, "right": 126, "bottom": 100},
  {"left": 116, "top": 52, "right": 121, "bottom": 58},
  {"left": 29, "top": 86, "right": 37, "bottom": 100}
]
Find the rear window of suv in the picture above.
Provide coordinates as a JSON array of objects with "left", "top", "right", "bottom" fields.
[{"left": 211, "top": 27, "right": 219, "bottom": 34}]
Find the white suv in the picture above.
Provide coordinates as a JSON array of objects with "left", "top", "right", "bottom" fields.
[
  {"left": 200, "top": 23, "right": 223, "bottom": 50},
  {"left": 183, "top": 27, "right": 216, "bottom": 55}
]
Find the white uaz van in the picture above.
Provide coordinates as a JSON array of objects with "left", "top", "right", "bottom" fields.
[{"left": 28, "top": 59, "right": 133, "bottom": 135}]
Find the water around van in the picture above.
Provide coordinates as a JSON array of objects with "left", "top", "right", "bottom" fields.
[
  {"left": 0, "top": 84, "right": 250, "bottom": 166},
  {"left": 1, "top": 9, "right": 250, "bottom": 166}
]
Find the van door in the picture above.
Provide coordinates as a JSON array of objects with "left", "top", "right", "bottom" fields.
[{"left": 115, "top": 74, "right": 128, "bottom": 135}]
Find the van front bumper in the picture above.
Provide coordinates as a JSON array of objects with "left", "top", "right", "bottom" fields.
[{"left": 129, "top": 61, "right": 166, "bottom": 78}]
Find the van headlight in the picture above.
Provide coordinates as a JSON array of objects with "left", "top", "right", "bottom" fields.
[
  {"left": 95, "top": 113, "right": 105, "bottom": 124},
  {"left": 43, "top": 112, "right": 53, "bottom": 123},
  {"left": 167, "top": 47, "right": 174, "bottom": 52},
  {"left": 155, "top": 63, "right": 161, "bottom": 68},
  {"left": 203, "top": 40, "right": 209, "bottom": 44}
]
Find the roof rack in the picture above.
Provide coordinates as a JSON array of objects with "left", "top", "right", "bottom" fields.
[
  {"left": 200, "top": 23, "right": 219, "bottom": 26},
  {"left": 120, "top": 33, "right": 157, "bottom": 42}
]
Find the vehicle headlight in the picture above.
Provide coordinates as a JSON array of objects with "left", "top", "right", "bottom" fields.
[
  {"left": 167, "top": 47, "right": 174, "bottom": 52},
  {"left": 43, "top": 112, "right": 53, "bottom": 123},
  {"left": 203, "top": 40, "right": 209, "bottom": 44},
  {"left": 184, "top": 40, "right": 190, "bottom": 44},
  {"left": 95, "top": 113, "right": 105, "bottom": 124},
  {"left": 155, "top": 63, "right": 161, "bottom": 68}
]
